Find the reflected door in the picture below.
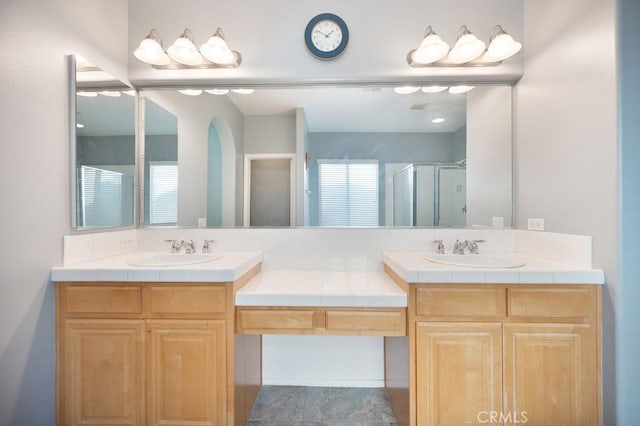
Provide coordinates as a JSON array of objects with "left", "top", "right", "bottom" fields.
[
  {"left": 438, "top": 167, "right": 466, "bottom": 226},
  {"left": 244, "top": 155, "right": 294, "bottom": 227}
]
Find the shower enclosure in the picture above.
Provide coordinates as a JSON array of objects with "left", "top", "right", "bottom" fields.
[{"left": 392, "top": 162, "right": 466, "bottom": 227}]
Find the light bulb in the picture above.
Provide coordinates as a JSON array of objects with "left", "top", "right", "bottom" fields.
[
  {"left": 133, "top": 32, "right": 171, "bottom": 66},
  {"left": 445, "top": 26, "right": 486, "bottom": 64},
  {"left": 168, "top": 30, "right": 204, "bottom": 66},
  {"left": 448, "top": 85, "right": 475, "bottom": 94},
  {"left": 200, "top": 29, "right": 235, "bottom": 65},
  {"left": 411, "top": 27, "right": 449, "bottom": 65},
  {"left": 179, "top": 89, "right": 203, "bottom": 96},
  {"left": 205, "top": 89, "right": 230, "bottom": 95},
  {"left": 421, "top": 86, "right": 448, "bottom": 94}
]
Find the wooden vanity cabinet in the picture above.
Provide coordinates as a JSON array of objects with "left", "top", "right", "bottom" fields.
[
  {"left": 56, "top": 266, "right": 261, "bottom": 426},
  {"left": 383, "top": 270, "right": 601, "bottom": 426}
]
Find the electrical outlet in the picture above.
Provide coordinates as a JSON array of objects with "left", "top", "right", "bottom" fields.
[
  {"left": 197, "top": 218, "right": 207, "bottom": 227},
  {"left": 527, "top": 218, "right": 545, "bottom": 231},
  {"left": 492, "top": 216, "right": 504, "bottom": 227},
  {"left": 119, "top": 238, "right": 133, "bottom": 249}
]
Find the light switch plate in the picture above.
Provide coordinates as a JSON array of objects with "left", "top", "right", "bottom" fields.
[{"left": 528, "top": 218, "right": 545, "bottom": 231}]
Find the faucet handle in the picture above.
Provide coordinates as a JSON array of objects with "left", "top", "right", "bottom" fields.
[
  {"left": 164, "top": 239, "right": 184, "bottom": 253},
  {"left": 202, "top": 239, "right": 217, "bottom": 254},
  {"left": 431, "top": 239, "right": 445, "bottom": 254}
]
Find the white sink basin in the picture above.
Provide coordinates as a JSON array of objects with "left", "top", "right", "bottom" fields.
[
  {"left": 425, "top": 253, "right": 526, "bottom": 269},
  {"left": 126, "top": 252, "right": 223, "bottom": 267}
]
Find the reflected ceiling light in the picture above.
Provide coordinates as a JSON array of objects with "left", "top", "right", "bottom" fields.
[
  {"left": 421, "top": 86, "right": 448, "bottom": 93},
  {"left": 432, "top": 117, "right": 446, "bottom": 124},
  {"left": 481, "top": 25, "right": 522, "bottom": 62},
  {"left": 448, "top": 85, "right": 475, "bottom": 94},
  {"left": 76, "top": 91, "right": 98, "bottom": 97},
  {"left": 167, "top": 29, "right": 204, "bottom": 66},
  {"left": 178, "top": 89, "right": 203, "bottom": 96},
  {"left": 394, "top": 86, "right": 420, "bottom": 95},
  {"left": 445, "top": 26, "right": 486, "bottom": 64},
  {"left": 205, "top": 89, "right": 230, "bottom": 95},
  {"left": 122, "top": 90, "right": 136, "bottom": 96},
  {"left": 231, "top": 88, "right": 254, "bottom": 94},
  {"left": 99, "top": 90, "right": 122, "bottom": 97},
  {"left": 134, "top": 28, "right": 242, "bottom": 69},
  {"left": 407, "top": 25, "right": 520, "bottom": 67},
  {"left": 409, "top": 26, "right": 450, "bottom": 65},
  {"left": 76, "top": 123, "right": 84, "bottom": 128},
  {"left": 133, "top": 29, "right": 171, "bottom": 66}
]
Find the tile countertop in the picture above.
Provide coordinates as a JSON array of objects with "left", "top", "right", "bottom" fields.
[
  {"left": 382, "top": 251, "right": 605, "bottom": 285},
  {"left": 235, "top": 270, "right": 408, "bottom": 308},
  {"left": 50, "top": 251, "right": 263, "bottom": 283}
]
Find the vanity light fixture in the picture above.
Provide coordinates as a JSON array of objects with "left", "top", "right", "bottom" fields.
[
  {"left": 421, "top": 86, "right": 448, "bottom": 93},
  {"left": 205, "top": 89, "right": 230, "bottom": 95},
  {"left": 231, "top": 88, "right": 255, "bottom": 95},
  {"left": 134, "top": 28, "right": 242, "bottom": 69},
  {"left": 178, "top": 89, "right": 204, "bottom": 96},
  {"left": 407, "top": 25, "right": 521, "bottom": 67},
  {"left": 448, "top": 85, "right": 475, "bottom": 94}
]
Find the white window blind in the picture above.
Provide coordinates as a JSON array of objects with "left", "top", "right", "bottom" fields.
[
  {"left": 149, "top": 162, "right": 178, "bottom": 224},
  {"left": 79, "top": 165, "right": 133, "bottom": 228},
  {"left": 318, "top": 160, "right": 379, "bottom": 226}
]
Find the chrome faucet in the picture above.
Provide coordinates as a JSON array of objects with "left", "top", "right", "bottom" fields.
[
  {"left": 465, "top": 239, "right": 486, "bottom": 254},
  {"left": 202, "top": 239, "right": 217, "bottom": 254},
  {"left": 453, "top": 239, "right": 467, "bottom": 254},
  {"left": 183, "top": 240, "right": 196, "bottom": 254},
  {"left": 431, "top": 239, "right": 445, "bottom": 254}
]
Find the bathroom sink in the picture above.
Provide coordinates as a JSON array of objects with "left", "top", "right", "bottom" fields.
[
  {"left": 424, "top": 254, "right": 526, "bottom": 269},
  {"left": 126, "top": 252, "right": 223, "bottom": 267}
]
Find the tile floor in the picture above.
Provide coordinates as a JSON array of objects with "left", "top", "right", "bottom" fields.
[{"left": 247, "top": 386, "right": 397, "bottom": 426}]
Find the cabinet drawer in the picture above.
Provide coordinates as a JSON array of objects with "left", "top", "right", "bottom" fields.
[
  {"left": 65, "top": 286, "right": 141, "bottom": 314},
  {"left": 508, "top": 287, "right": 595, "bottom": 322},
  {"left": 326, "top": 310, "right": 406, "bottom": 335},
  {"left": 147, "top": 286, "right": 227, "bottom": 315},
  {"left": 237, "top": 309, "right": 316, "bottom": 334},
  {"left": 415, "top": 286, "right": 506, "bottom": 319}
]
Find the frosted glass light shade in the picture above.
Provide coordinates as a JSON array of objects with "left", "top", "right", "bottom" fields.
[
  {"left": 134, "top": 36, "right": 170, "bottom": 66},
  {"left": 231, "top": 88, "right": 254, "bottom": 94},
  {"left": 421, "top": 86, "right": 448, "bottom": 93},
  {"left": 449, "top": 85, "right": 475, "bottom": 94},
  {"left": 482, "top": 31, "right": 522, "bottom": 62},
  {"left": 77, "top": 91, "right": 98, "bottom": 97},
  {"left": 394, "top": 86, "right": 420, "bottom": 95},
  {"left": 446, "top": 28, "right": 486, "bottom": 64},
  {"left": 168, "top": 32, "right": 204, "bottom": 66},
  {"left": 411, "top": 27, "right": 449, "bottom": 65},
  {"left": 179, "top": 89, "right": 203, "bottom": 96},
  {"left": 205, "top": 89, "right": 230, "bottom": 95},
  {"left": 200, "top": 29, "right": 235, "bottom": 65},
  {"left": 99, "top": 91, "right": 121, "bottom": 97}
]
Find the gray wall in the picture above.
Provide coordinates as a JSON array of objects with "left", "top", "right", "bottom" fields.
[
  {"left": 452, "top": 125, "right": 466, "bottom": 162},
  {"left": 77, "top": 135, "right": 135, "bottom": 165},
  {"left": 308, "top": 132, "right": 455, "bottom": 226},
  {"left": 515, "top": 0, "right": 617, "bottom": 422},
  {"left": 617, "top": 0, "right": 640, "bottom": 422},
  {"left": 244, "top": 115, "right": 297, "bottom": 154},
  {"left": 0, "top": 0, "right": 129, "bottom": 423}
]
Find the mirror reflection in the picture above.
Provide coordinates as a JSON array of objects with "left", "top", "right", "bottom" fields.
[
  {"left": 140, "top": 84, "right": 512, "bottom": 228},
  {"left": 73, "top": 55, "right": 136, "bottom": 229}
]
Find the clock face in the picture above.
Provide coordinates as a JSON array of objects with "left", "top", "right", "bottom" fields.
[{"left": 304, "top": 13, "right": 349, "bottom": 60}]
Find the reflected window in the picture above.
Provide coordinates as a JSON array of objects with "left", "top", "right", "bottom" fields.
[
  {"left": 78, "top": 165, "right": 134, "bottom": 228},
  {"left": 318, "top": 160, "right": 378, "bottom": 226},
  {"left": 149, "top": 161, "right": 178, "bottom": 224}
]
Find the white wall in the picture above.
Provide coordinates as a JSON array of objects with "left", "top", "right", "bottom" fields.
[
  {"left": 515, "top": 0, "right": 617, "bottom": 422},
  {"left": 466, "top": 85, "right": 513, "bottom": 226},
  {"left": 127, "top": 0, "right": 523, "bottom": 85},
  {"left": 0, "top": 0, "right": 129, "bottom": 423}
]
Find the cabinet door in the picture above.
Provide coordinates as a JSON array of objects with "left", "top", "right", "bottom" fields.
[
  {"left": 147, "top": 320, "right": 227, "bottom": 426},
  {"left": 63, "top": 319, "right": 145, "bottom": 425},
  {"left": 503, "top": 323, "right": 598, "bottom": 426},
  {"left": 416, "top": 322, "right": 502, "bottom": 426}
]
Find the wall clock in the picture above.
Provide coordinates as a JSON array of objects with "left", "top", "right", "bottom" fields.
[{"left": 304, "top": 13, "right": 349, "bottom": 60}]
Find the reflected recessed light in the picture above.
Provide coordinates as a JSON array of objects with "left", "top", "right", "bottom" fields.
[
  {"left": 99, "top": 90, "right": 122, "bottom": 97},
  {"left": 432, "top": 117, "right": 446, "bottom": 124},
  {"left": 205, "top": 89, "right": 230, "bottom": 95},
  {"left": 76, "top": 123, "right": 84, "bottom": 128},
  {"left": 394, "top": 86, "right": 420, "bottom": 95},
  {"left": 448, "top": 85, "right": 475, "bottom": 94},
  {"left": 421, "top": 86, "right": 448, "bottom": 93},
  {"left": 179, "top": 89, "right": 203, "bottom": 96},
  {"left": 231, "top": 88, "right": 254, "bottom": 94},
  {"left": 77, "top": 91, "right": 98, "bottom": 97}
]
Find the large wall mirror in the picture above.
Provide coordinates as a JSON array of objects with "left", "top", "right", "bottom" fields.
[
  {"left": 139, "top": 84, "right": 513, "bottom": 228},
  {"left": 70, "top": 54, "right": 136, "bottom": 229}
]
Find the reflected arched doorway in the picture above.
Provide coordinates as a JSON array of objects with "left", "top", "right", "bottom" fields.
[{"left": 207, "top": 119, "right": 236, "bottom": 226}]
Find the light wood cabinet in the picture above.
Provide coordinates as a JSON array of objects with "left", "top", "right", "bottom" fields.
[
  {"left": 56, "top": 265, "right": 261, "bottom": 426},
  {"left": 382, "top": 271, "right": 601, "bottom": 426}
]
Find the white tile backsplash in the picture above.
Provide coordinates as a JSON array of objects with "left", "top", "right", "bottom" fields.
[{"left": 63, "top": 230, "right": 138, "bottom": 265}]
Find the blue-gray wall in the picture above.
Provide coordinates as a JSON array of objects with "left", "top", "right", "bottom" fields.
[
  {"left": 617, "top": 0, "right": 640, "bottom": 422},
  {"left": 452, "top": 125, "right": 467, "bottom": 162},
  {"left": 308, "top": 132, "right": 456, "bottom": 226}
]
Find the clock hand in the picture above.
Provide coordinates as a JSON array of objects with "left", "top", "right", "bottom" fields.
[
  {"left": 315, "top": 29, "right": 329, "bottom": 37},
  {"left": 326, "top": 30, "right": 335, "bottom": 37}
]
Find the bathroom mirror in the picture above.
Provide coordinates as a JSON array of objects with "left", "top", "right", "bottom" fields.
[
  {"left": 70, "top": 54, "right": 136, "bottom": 229},
  {"left": 139, "top": 84, "right": 513, "bottom": 228}
]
